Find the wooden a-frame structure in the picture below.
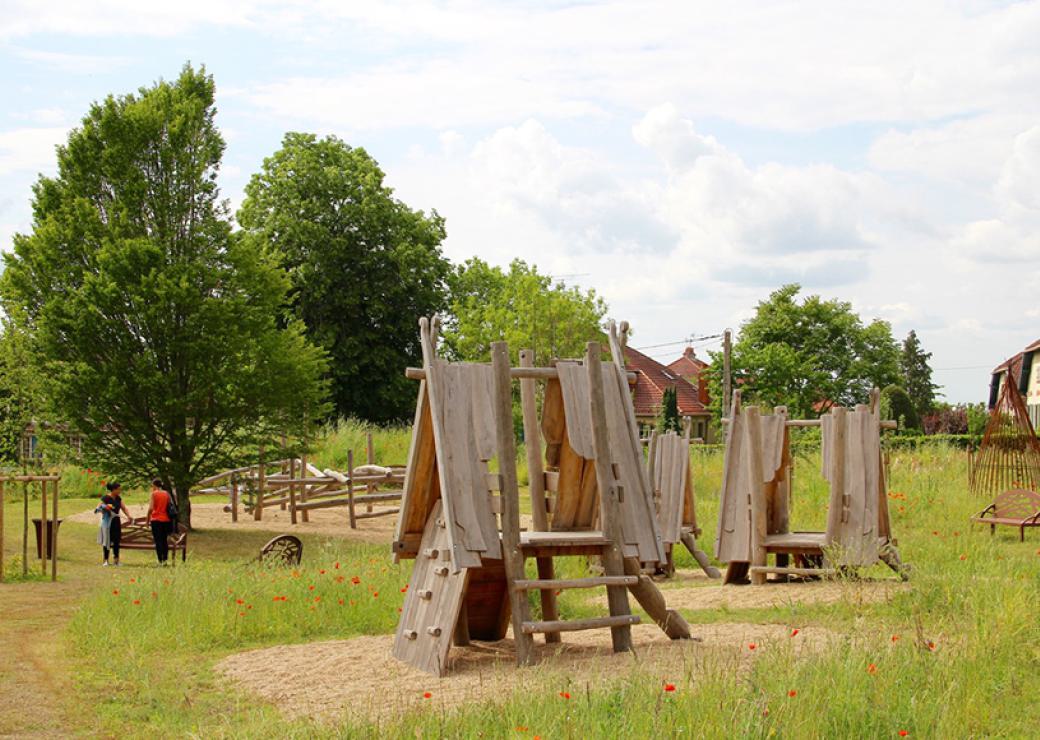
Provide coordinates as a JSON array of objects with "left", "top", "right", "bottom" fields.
[
  {"left": 715, "top": 389, "right": 908, "bottom": 585},
  {"left": 969, "top": 378, "right": 1040, "bottom": 495},
  {"left": 391, "top": 318, "right": 691, "bottom": 676}
]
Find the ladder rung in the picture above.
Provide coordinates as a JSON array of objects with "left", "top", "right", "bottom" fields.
[
  {"left": 748, "top": 566, "right": 837, "bottom": 577},
  {"left": 521, "top": 614, "right": 640, "bottom": 634},
  {"left": 513, "top": 576, "right": 638, "bottom": 591}
]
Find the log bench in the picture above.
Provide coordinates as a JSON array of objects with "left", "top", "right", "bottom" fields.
[
  {"left": 120, "top": 518, "right": 188, "bottom": 563},
  {"left": 971, "top": 489, "right": 1040, "bottom": 541}
]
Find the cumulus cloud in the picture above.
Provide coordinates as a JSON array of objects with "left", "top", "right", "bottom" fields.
[{"left": 0, "top": 127, "right": 67, "bottom": 176}]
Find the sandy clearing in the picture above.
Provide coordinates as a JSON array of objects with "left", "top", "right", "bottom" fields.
[
  {"left": 658, "top": 579, "right": 910, "bottom": 612},
  {"left": 217, "top": 622, "right": 834, "bottom": 724}
]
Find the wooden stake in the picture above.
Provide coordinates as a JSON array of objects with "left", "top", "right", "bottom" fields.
[
  {"left": 288, "top": 457, "right": 298, "bottom": 525},
  {"left": 299, "top": 454, "right": 310, "bottom": 523},
  {"left": 0, "top": 480, "right": 5, "bottom": 582},
  {"left": 722, "top": 329, "right": 732, "bottom": 416},
  {"left": 366, "top": 433, "right": 375, "bottom": 514},
  {"left": 585, "top": 341, "right": 634, "bottom": 654},
  {"left": 51, "top": 478, "right": 59, "bottom": 581},
  {"left": 745, "top": 406, "right": 768, "bottom": 585},
  {"left": 347, "top": 449, "right": 356, "bottom": 529},
  {"left": 231, "top": 476, "right": 239, "bottom": 523},
  {"left": 254, "top": 444, "right": 265, "bottom": 521},
  {"left": 40, "top": 479, "right": 47, "bottom": 574},
  {"left": 21, "top": 479, "right": 27, "bottom": 576},
  {"left": 491, "top": 340, "right": 536, "bottom": 667}
]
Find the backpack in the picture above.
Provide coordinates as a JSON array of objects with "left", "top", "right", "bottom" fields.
[{"left": 165, "top": 491, "right": 179, "bottom": 524}]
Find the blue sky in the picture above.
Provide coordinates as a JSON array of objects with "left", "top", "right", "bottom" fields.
[{"left": 3, "top": 0, "right": 1040, "bottom": 403}]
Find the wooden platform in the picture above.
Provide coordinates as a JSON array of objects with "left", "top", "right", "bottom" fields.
[{"left": 519, "top": 530, "right": 610, "bottom": 558}]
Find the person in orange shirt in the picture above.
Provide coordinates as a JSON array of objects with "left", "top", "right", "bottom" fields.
[{"left": 145, "top": 478, "right": 175, "bottom": 565}]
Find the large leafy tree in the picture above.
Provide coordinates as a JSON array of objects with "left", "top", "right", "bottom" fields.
[
  {"left": 708, "top": 284, "right": 900, "bottom": 418},
  {"left": 0, "top": 66, "right": 328, "bottom": 524},
  {"left": 444, "top": 258, "right": 608, "bottom": 364},
  {"left": 238, "top": 134, "right": 451, "bottom": 424},
  {"left": 900, "top": 329, "right": 939, "bottom": 418}
]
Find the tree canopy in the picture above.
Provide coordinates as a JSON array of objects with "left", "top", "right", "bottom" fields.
[
  {"left": 0, "top": 65, "right": 328, "bottom": 523},
  {"left": 238, "top": 133, "right": 451, "bottom": 424},
  {"left": 900, "top": 330, "right": 939, "bottom": 417},
  {"left": 709, "top": 284, "right": 900, "bottom": 418},
  {"left": 656, "top": 386, "right": 682, "bottom": 434},
  {"left": 443, "top": 258, "right": 607, "bottom": 364}
]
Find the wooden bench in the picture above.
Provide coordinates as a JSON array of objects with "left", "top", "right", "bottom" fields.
[
  {"left": 971, "top": 489, "right": 1040, "bottom": 541},
  {"left": 120, "top": 518, "right": 188, "bottom": 563}
]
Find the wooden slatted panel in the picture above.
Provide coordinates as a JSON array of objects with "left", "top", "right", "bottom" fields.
[
  {"left": 392, "top": 501, "right": 469, "bottom": 676},
  {"left": 541, "top": 377, "right": 566, "bottom": 468},
  {"left": 653, "top": 432, "right": 686, "bottom": 546},
  {"left": 394, "top": 382, "right": 439, "bottom": 561},
  {"left": 715, "top": 393, "right": 751, "bottom": 563},
  {"left": 557, "top": 362, "right": 595, "bottom": 458}
]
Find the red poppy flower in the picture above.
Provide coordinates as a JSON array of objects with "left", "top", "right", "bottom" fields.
[
  {"left": 663, "top": 683, "right": 676, "bottom": 692},
  {"left": 400, "top": 586, "right": 408, "bottom": 593},
  {"left": 928, "top": 641, "right": 936, "bottom": 651},
  {"left": 787, "top": 690, "right": 797, "bottom": 698},
  {"left": 372, "top": 591, "right": 379, "bottom": 598},
  {"left": 867, "top": 663, "right": 877, "bottom": 675},
  {"left": 559, "top": 691, "right": 570, "bottom": 700},
  {"left": 319, "top": 569, "right": 326, "bottom": 575},
  {"left": 338, "top": 599, "right": 345, "bottom": 605},
  {"left": 236, "top": 599, "right": 244, "bottom": 605},
  {"left": 334, "top": 562, "right": 340, "bottom": 569},
  {"left": 132, "top": 599, "right": 141, "bottom": 605},
  {"left": 748, "top": 643, "right": 757, "bottom": 650},
  {"left": 959, "top": 554, "right": 967, "bottom": 560},
  {"left": 112, "top": 589, "right": 119, "bottom": 596},
  {"left": 790, "top": 629, "right": 799, "bottom": 637},
  {"left": 151, "top": 592, "right": 157, "bottom": 598},
  {"left": 515, "top": 726, "right": 528, "bottom": 733},
  {"left": 423, "top": 692, "right": 432, "bottom": 699},
  {"left": 351, "top": 576, "right": 361, "bottom": 585},
  {"left": 891, "top": 635, "right": 900, "bottom": 642},
  {"left": 899, "top": 732, "right": 908, "bottom": 737},
  {"left": 239, "top": 611, "right": 246, "bottom": 616}
]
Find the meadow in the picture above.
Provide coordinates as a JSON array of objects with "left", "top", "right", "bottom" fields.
[{"left": 1, "top": 426, "right": 1038, "bottom": 738}]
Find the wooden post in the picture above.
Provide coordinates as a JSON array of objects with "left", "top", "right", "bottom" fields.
[
  {"left": 366, "top": 433, "right": 375, "bottom": 513},
  {"left": 744, "top": 406, "right": 768, "bottom": 585},
  {"left": 491, "top": 341, "right": 536, "bottom": 666},
  {"left": 585, "top": 341, "right": 634, "bottom": 654},
  {"left": 231, "top": 475, "right": 239, "bottom": 523},
  {"left": 722, "top": 329, "right": 732, "bottom": 416},
  {"left": 21, "top": 479, "right": 28, "bottom": 576},
  {"left": 825, "top": 406, "right": 847, "bottom": 546},
  {"left": 347, "top": 449, "right": 357, "bottom": 529},
  {"left": 254, "top": 445, "right": 265, "bottom": 521},
  {"left": 299, "top": 454, "right": 310, "bottom": 523},
  {"left": 288, "top": 457, "right": 298, "bottom": 525},
  {"left": 51, "top": 478, "right": 59, "bottom": 582},
  {"left": 0, "top": 480, "right": 5, "bottom": 582},
  {"left": 40, "top": 479, "right": 47, "bottom": 574}
]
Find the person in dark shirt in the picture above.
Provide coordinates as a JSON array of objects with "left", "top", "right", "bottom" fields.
[{"left": 97, "top": 482, "right": 132, "bottom": 566}]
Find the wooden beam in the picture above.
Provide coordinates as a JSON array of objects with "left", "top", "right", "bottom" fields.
[
  {"left": 513, "top": 576, "right": 639, "bottom": 590},
  {"left": 405, "top": 366, "right": 639, "bottom": 384},
  {"left": 521, "top": 615, "right": 641, "bottom": 634}
]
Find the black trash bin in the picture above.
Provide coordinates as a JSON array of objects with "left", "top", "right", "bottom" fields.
[{"left": 32, "top": 518, "right": 63, "bottom": 559}]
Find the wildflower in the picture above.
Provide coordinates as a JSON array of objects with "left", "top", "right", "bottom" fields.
[
  {"left": 129, "top": 578, "right": 136, "bottom": 584},
  {"left": 247, "top": 605, "right": 253, "bottom": 610},
  {"left": 351, "top": 576, "right": 361, "bottom": 585},
  {"left": 334, "top": 562, "right": 340, "bottom": 569},
  {"left": 559, "top": 691, "right": 571, "bottom": 699},
  {"left": 308, "top": 585, "right": 315, "bottom": 591},
  {"left": 952, "top": 531, "right": 960, "bottom": 537},
  {"left": 239, "top": 611, "right": 246, "bottom": 617},
  {"left": 400, "top": 584, "right": 409, "bottom": 593},
  {"left": 372, "top": 591, "right": 379, "bottom": 598},
  {"left": 397, "top": 607, "right": 402, "bottom": 613},
  {"left": 314, "top": 596, "right": 321, "bottom": 603},
  {"left": 292, "top": 570, "right": 300, "bottom": 578},
  {"left": 790, "top": 629, "right": 799, "bottom": 637},
  {"left": 787, "top": 690, "right": 797, "bottom": 698},
  {"left": 899, "top": 732, "right": 909, "bottom": 737},
  {"left": 928, "top": 641, "right": 936, "bottom": 651},
  {"left": 748, "top": 643, "right": 757, "bottom": 650},
  {"left": 515, "top": 727, "right": 528, "bottom": 733},
  {"left": 423, "top": 692, "right": 432, "bottom": 699},
  {"left": 335, "top": 575, "right": 345, "bottom": 583},
  {"left": 959, "top": 554, "right": 967, "bottom": 561},
  {"left": 891, "top": 635, "right": 900, "bottom": 642},
  {"left": 663, "top": 683, "right": 676, "bottom": 692},
  {"left": 132, "top": 599, "right": 141, "bottom": 606},
  {"left": 319, "top": 569, "right": 326, "bottom": 575},
  {"left": 112, "top": 589, "right": 119, "bottom": 596},
  {"left": 867, "top": 663, "right": 877, "bottom": 675},
  {"left": 932, "top": 531, "right": 939, "bottom": 536},
  {"left": 236, "top": 599, "right": 244, "bottom": 605},
  {"left": 151, "top": 592, "right": 157, "bottom": 598}
]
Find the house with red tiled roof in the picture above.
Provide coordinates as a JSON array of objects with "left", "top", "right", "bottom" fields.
[
  {"left": 667, "top": 346, "right": 711, "bottom": 407},
  {"left": 990, "top": 338, "right": 1040, "bottom": 428},
  {"left": 624, "top": 345, "right": 713, "bottom": 441}
]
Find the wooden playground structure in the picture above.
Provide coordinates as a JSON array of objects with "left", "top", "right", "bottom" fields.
[
  {"left": 715, "top": 389, "right": 908, "bottom": 585},
  {"left": 198, "top": 436, "right": 405, "bottom": 528},
  {"left": 646, "top": 429, "right": 720, "bottom": 578},
  {"left": 0, "top": 473, "right": 62, "bottom": 582},
  {"left": 392, "top": 317, "right": 692, "bottom": 676}
]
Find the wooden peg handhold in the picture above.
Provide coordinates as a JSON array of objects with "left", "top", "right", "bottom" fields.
[
  {"left": 423, "top": 548, "right": 440, "bottom": 559},
  {"left": 426, "top": 626, "right": 442, "bottom": 637},
  {"left": 418, "top": 589, "right": 433, "bottom": 600},
  {"left": 404, "top": 630, "right": 418, "bottom": 640},
  {"left": 434, "top": 566, "right": 449, "bottom": 576}
]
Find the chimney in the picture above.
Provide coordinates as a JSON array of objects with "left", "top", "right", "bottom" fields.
[{"left": 683, "top": 346, "right": 695, "bottom": 359}]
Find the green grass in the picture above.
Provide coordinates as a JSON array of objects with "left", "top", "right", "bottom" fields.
[{"left": 5, "top": 438, "right": 1040, "bottom": 737}]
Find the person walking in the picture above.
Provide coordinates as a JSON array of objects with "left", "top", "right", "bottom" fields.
[
  {"left": 145, "top": 478, "right": 175, "bottom": 565},
  {"left": 96, "top": 482, "right": 132, "bottom": 566}
]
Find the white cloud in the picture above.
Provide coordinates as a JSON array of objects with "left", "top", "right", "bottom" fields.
[{"left": 0, "top": 127, "right": 67, "bottom": 176}]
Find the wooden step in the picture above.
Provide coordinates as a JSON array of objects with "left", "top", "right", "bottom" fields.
[
  {"left": 520, "top": 614, "right": 640, "bottom": 634},
  {"left": 748, "top": 566, "right": 837, "bottom": 577},
  {"left": 519, "top": 531, "right": 609, "bottom": 548},
  {"left": 512, "top": 576, "right": 638, "bottom": 591}
]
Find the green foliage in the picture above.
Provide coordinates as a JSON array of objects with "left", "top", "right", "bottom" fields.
[
  {"left": 443, "top": 257, "right": 607, "bottom": 364},
  {"left": 238, "top": 133, "right": 451, "bottom": 424},
  {"left": 900, "top": 330, "right": 939, "bottom": 416},
  {"left": 880, "top": 384, "right": 920, "bottom": 431},
  {"left": 707, "top": 284, "right": 900, "bottom": 418},
  {"left": 0, "top": 65, "right": 328, "bottom": 522},
  {"left": 966, "top": 402, "right": 989, "bottom": 437},
  {"left": 656, "top": 385, "right": 682, "bottom": 434}
]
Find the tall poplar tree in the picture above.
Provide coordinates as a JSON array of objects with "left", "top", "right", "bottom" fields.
[
  {"left": 0, "top": 65, "right": 328, "bottom": 524},
  {"left": 900, "top": 330, "right": 939, "bottom": 418}
]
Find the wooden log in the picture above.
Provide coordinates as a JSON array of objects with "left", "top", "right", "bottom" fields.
[
  {"left": 679, "top": 530, "right": 721, "bottom": 579},
  {"left": 491, "top": 340, "right": 536, "bottom": 667},
  {"left": 230, "top": 477, "right": 238, "bottom": 523},
  {"left": 21, "top": 479, "right": 27, "bottom": 576},
  {"left": 353, "top": 508, "right": 399, "bottom": 520},
  {"left": 254, "top": 445, "right": 265, "bottom": 521},
  {"left": 519, "top": 349, "right": 549, "bottom": 532},
  {"left": 347, "top": 449, "right": 356, "bottom": 529},
  {"left": 299, "top": 455, "right": 310, "bottom": 523},
  {"left": 622, "top": 557, "right": 692, "bottom": 639},
  {"left": 745, "top": 407, "right": 769, "bottom": 585},
  {"left": 40, "top": 479, "right": 47, "bottom": 574},
  {"left": 366, "top": 433, "right": 375, "bottom": 514},
  {"left": 51, "top": 478, "right": 59, "bottom": 581},
  {"left": 287, "top": 457, "right": 298, "bottom": 525},
  {"left": 405, "top": 366, "right": 639, "bottom": 384},
  {"left": 521, "top": 614, "right": 641, "bottom": 634},
  {"left": 514, "top": 576, "right": 638, "bottom": 590},
  {"left": 534, "top": 555, "right": 561, "bottom": 645},
  {"left": 0, "top": 475, "right": 62, "bottom": 482},
  {"left": 721, "top": 418, "right": 898, "bottom": 430},
  {"left": 586, "top": 341, "right": 634, "bottom": 653}
]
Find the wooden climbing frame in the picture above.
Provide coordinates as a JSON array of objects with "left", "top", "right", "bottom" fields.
[{"left": 0, "top": 474, "right": 62, "bottom": 583}]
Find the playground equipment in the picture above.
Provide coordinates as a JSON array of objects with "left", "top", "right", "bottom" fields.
[
  {"left": 0, "top": 473, "right": 62, "bottom": 583},
  {"left": 968, "top": 377, "right": 1040, "bottom": 495},
  {"left": 647, "top": 429, "right": 720, "bottom": 578},
  {"left": 391, "top": 317, "right": 691, "bottom": 676},
  {"left": 715, "top": 389, "right": 908, "bottom": 584},
  {"left": 201, "top": 441, "right": 405, "bottom": 527}
]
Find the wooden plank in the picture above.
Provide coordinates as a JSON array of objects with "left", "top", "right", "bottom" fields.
[
  {"left": 622, "top": 557, "right": 692, "bottom": 639},
  {"left": 51, "top": 478, "right": 59, "bottom": 581},
  {"left": 491, "top": 340, "right": 536, "bottom": 668},
  {"left": 585, "top": 341, "right": 634, "bottom": 654},
  {"left": 744, "top": 406, "right": 769, "bottom": 585},
  {"left": 749, "top": 566, "right": 837, "bottom": 577},
  {"left": 824, "top": 406, "right": 847, "bottom": 547},
  {"left": 715, "top": 391, "right": 751, "bottom": 563},
  {"left": 521, "top": 614, "right": 641, "bottom": 634},
  {"left": 557, "top": 362, "right": 594, "bottom": 458},
  {"left": 0, "top": 481, "right": 5, "bottom": 582},
  {"left": 540, "top": 377, "right": 566, "bottom": 468},
  {"left": 519, "top": 349, "right": 549, "bottom": 533},
  {"left": 407, "top": 366, "right": 639, "bottom": 383},
  {"left": 347, "top": 449, "right": 356, "bottom": 528},
  {"left": 513, "top": 576, "right": 639, "bottom": 590},
  {"left": 520, "top": 531, "right": 610, "bottom": 547},
  {"left": 534, "top": 556, "right": 560, "bottom": 644}
]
